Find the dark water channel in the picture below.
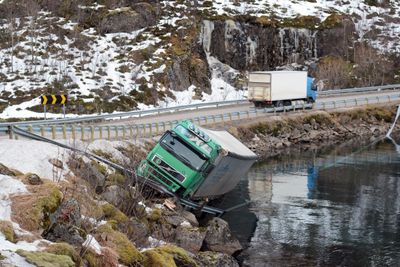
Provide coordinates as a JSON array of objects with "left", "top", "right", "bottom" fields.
[{"left": 216, "top": 138, "right": 400, "bottom": 266}]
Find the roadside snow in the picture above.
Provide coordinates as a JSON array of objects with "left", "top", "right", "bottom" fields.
[
  {"left": 0, "top": 140, "right": 70, "bottom": 180},
  {"left": 0, "top": 175, "right": 27, "bottom": 221}
]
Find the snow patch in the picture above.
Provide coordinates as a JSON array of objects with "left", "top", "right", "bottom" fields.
[
  {"left": 0, "top": 140, "right": 70, "bottom": 180},
  {"left": 0, "top": 175, "right": 27, "bottom": 221}
]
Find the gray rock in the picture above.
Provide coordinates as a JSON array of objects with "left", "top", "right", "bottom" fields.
[
  {"left": 203, "top": 218, "right": 242, "bottom": 255},
  {"left": 43, "top": 199, "right": 84, "bottom": 246},
  {"left": 0, "top": 163, "right": 16, "bottom": 176},
  {"left": 181, "top": 210, "right": 199, "bottom": 227},
  {"left": 49, "top": 158, "right": 63, "bottom": 169},
  {"left": 197, "top": 251, "right": 240, "bottom": 267},
  {"left": 121, "top": 218, "right": 149, "bottom": 248},
  {"left": 26, "top": 173, "right": 42, "bottom": 185},
  {"left": 101, "top": 185, "right": 129, "bottom": 208},
  {"left": 174, "top": 225, "right": 206, "bottom": 253}
]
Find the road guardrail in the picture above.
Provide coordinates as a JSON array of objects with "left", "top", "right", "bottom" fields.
[{"left": 7, "top": 92, "right": 400, "bottom": 141}]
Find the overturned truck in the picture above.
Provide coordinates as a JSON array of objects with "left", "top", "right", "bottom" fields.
[{"left": 137, "top": 120, "right": 257, "bottom": 199}]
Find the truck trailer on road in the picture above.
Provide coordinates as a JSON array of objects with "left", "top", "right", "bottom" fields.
[
  {"left": 137, "top": 120, "right": 257, "bottom": 199},
  {"left": 247, "top": 71, "right": 317, "bottom": 107}
]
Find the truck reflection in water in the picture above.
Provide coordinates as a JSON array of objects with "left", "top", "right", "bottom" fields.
[{"left": 223, "top": 140, "right": 400, "bottom": 266}]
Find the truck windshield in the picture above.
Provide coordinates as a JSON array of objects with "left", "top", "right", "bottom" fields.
[{"left": 160, "top": 132, "right": 207, "bottom": 171}]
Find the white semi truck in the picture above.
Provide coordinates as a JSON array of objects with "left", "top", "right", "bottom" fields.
[{"left": 247, "top": 71, "right": 317, "bottom": 108}]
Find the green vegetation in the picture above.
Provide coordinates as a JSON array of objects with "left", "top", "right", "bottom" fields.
[
  {"left": 0, "top": 253, "right": 5, "bottom": 260},
  {"left": 101, "top": 203, "right": 129, "bottom": 223},
  {"left": 13, "top": 182, "right": 63, "bottom": 231},
  {"left": 96, "top": 224, "right": 144, "bottom": 265},
  {"left": 143, "top": 245, "right": 198, "bottom": 267},
  {"left": 0, "top": 220, "right": 15, "bottom": 243},
  {"left": 17, "top": 250, "right": 74, "bottom": 267},
  {"left": 45, "top": 243, "right": 80, "bottom": 264}
]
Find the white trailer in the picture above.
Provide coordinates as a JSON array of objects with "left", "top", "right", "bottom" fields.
[{"left": 247, "top": 71, "right": 316, "bottom": 107}]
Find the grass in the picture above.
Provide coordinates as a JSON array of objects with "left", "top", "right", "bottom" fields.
[
  {"left": 143, "top": 245, "right": 198, "bottom": 267},
  {"left": 0, "top": 220, "right": 15, "bottom": 243},
  {"left": 95, "top": 224, "right": 144, "bottom": 265},
  {"left": 17, "top": 250, "right": 74, "bottom": 267},
  {"left": 11, "top": 182, "right": 63, "bottom": 231}
]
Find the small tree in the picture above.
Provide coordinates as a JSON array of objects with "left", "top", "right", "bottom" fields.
[{"left": 315, "top": 56, "right": 352, "bottom": 89}]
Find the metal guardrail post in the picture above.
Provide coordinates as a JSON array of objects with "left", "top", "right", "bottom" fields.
[
  {"left": 156, "top": 123, "right": 159, "bottom": 135},
  {"left": 81, "top": 126, "right": 85, "bottom": 140},
  {"left": 71, "top": 126, "right": 75, "bottom": 140},
  {"left": 122, "top": 126, "right": 126, "bottom": 139},
  {"left": 90, "top": 126, "right": 94, "bottom": 141},
  {"left": 376, "top": 96, "right": 380, "bottom": 103},
  {"left": 114, "top": 126, "right": 118, "bottom": 139},
  {"left": 8, "top": 125, "right": 13, "bottom": 139},
  {"left": 107, "top": 126, "right": 111, "bottom": 140},
  {"left": 40, "top": 126, "right": 45, "bottom": 137},
  {"left": 229, "top": 113, "right": 232, "bottom": 121},
  {"left": 52, "top": 126, "right": 56, "bottom": 139},
  {"left": 129, "top": 126, "right": 133, "bottom": 138},
  {"left": 99, "top": 127, "right": 103, "bottom": 139},
  {"left": 62, "top": 126, "right": 67, "bottom": 139},
  {"left": 366, "top": 97, "right": 369, "bottom": 105},
  {"left": 388, "top": 95, "right": 391, "bottom": 102}
]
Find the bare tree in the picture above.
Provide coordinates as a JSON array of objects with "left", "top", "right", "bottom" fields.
[{"left": 315, "top": 56, "right": 352, "bottom": 89}]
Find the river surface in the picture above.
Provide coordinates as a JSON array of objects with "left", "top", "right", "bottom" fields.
[{"left": 216, "top": 137, "right": 400, "bottom": 267}]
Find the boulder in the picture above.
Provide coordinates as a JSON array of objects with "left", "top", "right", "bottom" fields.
[
  {"left": 101, "top": 185, "right": 129, "bottom": 208},
  {"left": 43, "top": 199, "right": 84, "bottom": 246},
  {"left": 26, "top": 173, "right": 43, "bottom": 185},
  {"left": 121, "top": 218, "right": 150, "bottom": 248},
  {"left": 203, "top": 218, "right": 242, "bottom": 255},
  {"left": 174, "top": 225, "right": 206, "bottom": 253}
]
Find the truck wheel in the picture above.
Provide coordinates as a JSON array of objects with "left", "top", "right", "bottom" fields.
[{"left": 275, "top": 101, "right": 284, "bottom": 108}]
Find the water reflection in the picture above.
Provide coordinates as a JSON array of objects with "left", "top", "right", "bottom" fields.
[{"left": 236, "top": 139, "right": 400, "bottom": 266}]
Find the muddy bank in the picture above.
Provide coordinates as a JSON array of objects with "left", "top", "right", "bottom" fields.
[{"left": 230, "top": 105, "right": 398, "bottom": 160}]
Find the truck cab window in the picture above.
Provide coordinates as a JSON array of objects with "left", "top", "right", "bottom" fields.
[{"left": 161, "top": 132, "right": 206, "bottom": 171}]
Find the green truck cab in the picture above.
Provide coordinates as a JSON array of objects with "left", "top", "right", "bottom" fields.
[{"left": 137, "top": 120, "right": 257, "bottom": 199}]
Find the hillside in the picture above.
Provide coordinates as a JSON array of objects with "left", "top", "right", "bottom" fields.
[{"left": 0, "top": 0, "right": 399, "bottom": 119}]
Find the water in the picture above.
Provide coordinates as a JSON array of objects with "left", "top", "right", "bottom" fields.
[{"left": 217, "top": 138, "right": 400, "bottom": 266}]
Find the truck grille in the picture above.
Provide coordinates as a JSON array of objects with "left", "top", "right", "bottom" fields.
[{"left": 153, "top": 156, "right": 185, "bottom": 183}]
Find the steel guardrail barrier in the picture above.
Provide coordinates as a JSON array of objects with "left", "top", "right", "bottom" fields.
[
  {"left": 1, "top": 84, "right": 400, "bottom": 129},
  {"left": 11, "top": 126, "right": 225, "bottom": 215},
  {"left": 6, "top": 92, "right": 400, "bottom": 141}
]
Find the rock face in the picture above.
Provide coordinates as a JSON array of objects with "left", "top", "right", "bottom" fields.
[
  {"left": 202, "top": 19, "right": 356, "bottom": 71},
  {"left": 43, "top": 199, "right": 84, "bottom": 246},
  {"left": 203, "top": 217, "right": 242, "bottom": 255}
]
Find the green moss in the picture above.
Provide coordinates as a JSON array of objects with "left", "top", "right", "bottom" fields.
[
  {"left": 101, "top": 203, "right": 129, "bottom": 223},
  {"left": 83, "top": 249, "right": 102, "bottom": 267},
  {"left": 45, "top": 243, "right": 80, "bottom": 264},
  {"left": 29, "top": 184, "right": 63, "bottom": 230},
  {"left": 0, "top": 220, "right": 15, "bottom": 243},
  {"left": 0, "top": 253, "right": 5, "bottom": 260},
  {"left": 96, "top": 224, "right": 144, "bottom": 265},
  {"left": 17, "top": 250, "right": 74, "bottom": 267},
  {"left": 143, "top": 245, "right": 198, "bottom": 267},
  {"left": 107, "top": 173, "right": 126, "bottom": 186},
  {"left": 281, "top": 15, "right": 321, "bottom": 29},
  {"left": 147, "top": 208, "right": 162, "bottom": 222}
]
